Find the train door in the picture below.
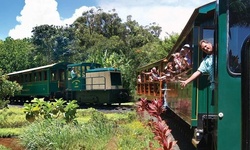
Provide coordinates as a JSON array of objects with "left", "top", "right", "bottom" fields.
[
  {"left": 217, "top": 0, "right": 250, "bottom": 149},
  {"left": 196, "top": 28, "right": 217, "bottom": 150},
  {"left": 58, "top": 69, "right": 66, "bottom": 90},
  {"left": 242, "top": 36, "right": 250, "bottom": 150}
]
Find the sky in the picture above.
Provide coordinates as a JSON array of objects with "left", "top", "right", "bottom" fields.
[{"left": 0, "top": 0, "right": 215, "bottom": 40}]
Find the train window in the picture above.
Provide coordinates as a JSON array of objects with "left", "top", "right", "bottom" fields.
[
  {"left": 42, "top": 71, "right": 47, "bottom": 81},
  {"left": 86, "top": 66, "right": 90, "bottom": 71},
  {"left": 81, "top": 66, "right": 86, "bottom": 77},
  {"left": 33, "top": 73, "right": 36, "bottom": 81},
  {"left": 111, "top": 72, "right": 122, "bottom": 85},
  {"left": 38, "top": 72, "right": 41, "bottom": 81},
  {"left": 228, "top": 0, "right": 250, "bottom": 75},
  {"left": 203, "top": 29, "right": 214, "bottom": 46},
  {"left": 51, "top": 72, "right": 56, "bottom": 81},
  {"left": 59, "top": 70, "right": 65, "bottom": 81},
  {"left": 29, "top": 74, "right": 32, "bottom": 82},
  {"left": 25, "top": 74, "right": 28, "bottom": 82},
  {"left": 20, "top": 74, "right": 25, "bottom": 83}
]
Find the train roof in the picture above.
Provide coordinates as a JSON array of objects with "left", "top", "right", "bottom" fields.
[
  {"left": 87, "top": 68, "right": 120, "bottom": 72},
  {"left": 67, "top": 62, "right": 101, "bottom": 68},
  {"left": 7, "top": 62, "right": 70, "bottom": 76}
]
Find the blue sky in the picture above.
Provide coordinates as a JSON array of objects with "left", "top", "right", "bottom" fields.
[{"left": 0, "top": 0, "right": 214, "bottom": 40}]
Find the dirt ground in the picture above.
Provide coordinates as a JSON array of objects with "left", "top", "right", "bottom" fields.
[{"left": 0, "top": 138, "right": 24, "bottom": 150}]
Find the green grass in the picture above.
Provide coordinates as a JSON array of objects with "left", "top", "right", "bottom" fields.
[
  {"left": 0, "top": 128, "right": 23, "bottom": 138},
  {"left": 0, "top": 145, "right": 11, "bottom": 150},
  {"left": 0, "top": 106, "right": 28, "bottom": 128},
  {"left": 0, "top": 106, "right": 161, "bottom": 150}
]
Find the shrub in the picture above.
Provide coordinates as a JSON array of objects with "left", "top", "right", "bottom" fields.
[
  {"left": 19, "top": 119, "right": 84, "bottom": 150},
  {"left": 136, "top": 98, "right": 177, "bottom": 150},
  {"left": 23, "top": 98, "right": 78, "bottom": 123},
  {"left": 116, "top": 120, "right": 160, "bottom": 149},
  {"left": 19, "top": 110, "right": 116, "bottom": 150}
]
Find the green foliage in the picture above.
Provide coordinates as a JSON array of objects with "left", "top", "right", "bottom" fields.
[
  {"left": 20, "top": 111, "right": 115, "bottom": 150},
  {"left": 0, "top": 105, "right": 166, "bottom": 150},
  {"left": 136, "top": 98, "right": 177, "bottom": 150},
  {"left": 19, "top": 119, "right": 84, "bottom": 150},
  {"left": 0, "top": 128, "right": 23, "bottom": 138},
  {"left": 0, "top": 37, "right": 35, "bottom": 73},
  {"left": 0, "top": 70, "right": 22, "bottom": 108},
  {"left": 0, "top": 106, "right": 27, "bottom": 138},
  {"left": 76, "top": 107, "right": 97, "bottom": 117},
  {"left": 86, "top": 111, "right": 115, "bottom": 136},
  {"left": 116, "top": 120, "right": 160, "bottom": 149},
  {"left": 23, "top": 98, "right": 79, "bottom": 123},
  {"left": 31, "top": 25, "right": 74, "bottom": 64},
  {"left": 0, "top": 107, "right": 28, "bottom": 128},
  {"left": 0, "top": 145, "right": 11, "bottom": 150}
]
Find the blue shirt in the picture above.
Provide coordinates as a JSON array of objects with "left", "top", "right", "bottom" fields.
[
  {"left": 198, "top": 54, "right": 214, "bottom": 89},
  {"left": 71, "top": 70, "right": 77, "bottom": 79}
]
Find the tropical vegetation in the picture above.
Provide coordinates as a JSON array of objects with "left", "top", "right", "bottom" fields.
[
  {"left": 0, "top": 98, "right": 178, "bottom": 150},
  {"left": 0, "top": 8, "right": 178, "bottom": 101}
]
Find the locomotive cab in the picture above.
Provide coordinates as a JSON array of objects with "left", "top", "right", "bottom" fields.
[
  {"left": 67, "top": 63, "right": 101, "bottom": 91},
  {"left": 66, "top": 63, "right": 129, "bottom": 105}
]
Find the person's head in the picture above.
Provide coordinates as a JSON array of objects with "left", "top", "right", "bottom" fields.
[
  {"left": 180, "top": 48, "right": 186, "bottom": 56},
  {"left": 181, "top": 44, "right": 191, "bottom": 54},
  {"left": 165, "top": 62, "right": 173, "bottom": 70},
  {"left": 151, "top": 67, "right": 157, "bottom": 72},
  {"left": 199, "top": 40, "right": 213, "bottom": 55}
]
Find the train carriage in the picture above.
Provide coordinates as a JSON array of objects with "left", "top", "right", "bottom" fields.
[
  {"left": 136, "top": 0, "right": 250, "bottom": 149},
  {"left": 7, "top": 62, "right": 70, "bottom": 102}
]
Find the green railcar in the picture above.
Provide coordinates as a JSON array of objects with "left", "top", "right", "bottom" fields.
[
  {"left": 8, "top": 62, "right": 70, "bottom": 102},
  {"left": 136, "top": 0, "right": 250, "bottom": 149}
]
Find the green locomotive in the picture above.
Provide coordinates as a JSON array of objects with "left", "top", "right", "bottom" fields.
[
  {"left": 8, "top": 62, "right": 129, "bottom": 105},
  {"left": 136, "top": 0, "right": 250, "bottom": 149}
]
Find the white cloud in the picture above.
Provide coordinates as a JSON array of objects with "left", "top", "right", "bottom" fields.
[
  {"left": 62, "top": 6, "right": 96, "bottom": 25},
  {"left": 9, "top": 0, "right": 215, "bottom": 39},
  {"left": 9, "top": 0, "right": 94, "bottom": 39}
]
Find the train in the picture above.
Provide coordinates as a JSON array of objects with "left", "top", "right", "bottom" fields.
[
  {"left": 7, "top": 62, "right": 130, "bottom": 105},
  {"left": 136, "top": 0, "right": 250, "bottom": 149}
]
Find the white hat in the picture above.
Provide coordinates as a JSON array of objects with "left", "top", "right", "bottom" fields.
[{"left": 183, "top": 44, "right": 190, "bottom": 49}]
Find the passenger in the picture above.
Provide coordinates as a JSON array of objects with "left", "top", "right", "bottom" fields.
[
  {"left": 180, "top": 44, "right": 192, "bottom": 68},
  {"left": 137, "top": 74, "right": 142, "bottom": 83},
  {"left": 180, "top": 40, "right": 214, "bottom": 89},
  {"left": 172, "top": 52, "right": 182, "bottom": 73},
  {"left": 172, "top": 52, "right": 187, "bottom": 72},
  {"left": 159, "top": 62, "right": 176, "bottom": 81},
  {"left": 143, "top": 67, "right": 160, "bottom": 81},
  {"left": 70, "top": 67, "right": 77, "bottom": 79}
]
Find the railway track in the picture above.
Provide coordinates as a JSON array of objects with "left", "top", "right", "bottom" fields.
[{"left": 8, "top": 102, "right": 136, "bottom": 114}]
